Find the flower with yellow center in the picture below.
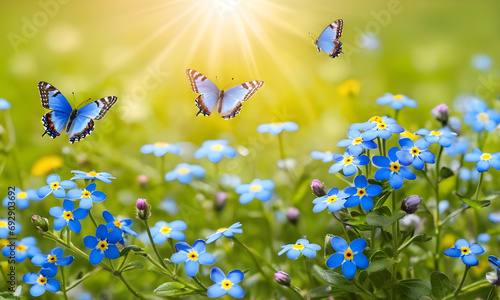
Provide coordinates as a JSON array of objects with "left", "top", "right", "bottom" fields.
[
  {"left": 278, "top": 238, "right": 321, "bottom": 260},
  {"left": 170, "top": 239, "right": 216, "bottom": 277},
  {"left": 84, "top": 224, "right": 122, "bottom": 265},
  {"left": 216, "top": 227, "right": 228, "bottom": 233},
  {"left": 250, "top": 184, "right": 262, "bottom": 192},
  {"left": 480, "top": 153, "right": 492, "bottom": 161},
  {"left": 329, "top": 151, "right": 370, "bottom": 177},
  {"left": 195, "top": 139, "right": 237, "bottom": 163},
  {"left": 63, "top": 211, "right": 73, "bottom": 221},
  {"left": 165, "top": 163, "right": 205, "bottom": 184},
  {"left": 236, "top": 179, "right": 275, "bottom": 204},
  {"left": 343, "top": 175, "right": 382, "bottom": 211},
  {"left": 36, "top": 275, "right": 48, "bottom": 285},
  {"left": 326, "top": 237, "right": 369, "bottom": 279},
  {"left": 352, "top": 137, "right": 363, "bottom": 145},
  {"left": 160, "top": 225, "right": 172, "bottom": 234},
  {"left": 70, "top": 170, "right": 115, "bottom": 184},
  {"left": 313, "top": 187, "right": 350, "bottom": 213},
  {"left": 444, "top": 238, "right": 485, "bottom": 266},
  {"left": 140, "top": 142, "right": 181, "bottom": 157},
  {"left": 38, "top": 174, "right": 77, "bottom": 199},
  {"left": 477, "top": 112, "right": 489, "bottom": 123},
  {"left": 220, "top": 279, "right": 234, "bottom": 290},
  {"left": 177, "top": 168, "right": 190, "bottom": 174},
  {"left": 373, "top": 147, "right": 416, "bottom": 190},
  {"left": 207, "top": 267, "right": 245, "bottom": 298},
  {"left": 47, "top": 255, "right": 58, "bottom": 263},
  {"left": 211, "top": 144, "right": 223, "bottom": 151},
  {"left": 376, "top": 93, "right": 417, "bottom": 110},
  {"left": 206, "top": 222, "right": 243, "bottom": 244}
]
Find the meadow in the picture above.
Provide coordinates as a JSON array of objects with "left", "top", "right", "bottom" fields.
[{"left": 1, "top": 0, "right": 500, "bottom": 299}]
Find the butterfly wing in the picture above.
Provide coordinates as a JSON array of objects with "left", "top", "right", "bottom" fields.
[
  {"left": 38, "top": 81, "right": 72, "bottom": 138},
  {"left": 67, "top": 115, "right": 95, "bottom": 144},
  {"left": 186, "top": 69, "right": 220, "bottom": 116},
  {"left": 218, "top": 81, "right": 264, "bottom": 119},
  {"left": 64, "top": 96, "right": 117, "bottom": 143},
  {"left": 42, "top": 111, "right": 70, "bottom": 138},
  {"left": 316, "top": 19, "right": 343, "bottom": 58},
  {"left": 77, "top": 96, "right": 117, "bottom": 120}
]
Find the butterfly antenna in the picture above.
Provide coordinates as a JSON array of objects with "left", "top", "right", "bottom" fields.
[{"left": 222, "top": 77, "right": 234, "bottom": 91}]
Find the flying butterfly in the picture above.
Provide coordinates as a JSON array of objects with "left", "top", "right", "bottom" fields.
[
  {"left": 38, "top": 81, "right": 117, "bottom": 143},
  {"left": 186, "top": 69, "right": 264, "bottom": 119},
  {"left": 312, "top": 19, "right": 344, "bottom": 59}
]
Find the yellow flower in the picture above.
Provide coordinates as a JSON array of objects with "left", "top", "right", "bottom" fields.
[
  {"left": 337, "top": 79, "right": 361, "bottom": 97},
  {"left": 31, "top": 155, "right": 63, "bottom": 176}
]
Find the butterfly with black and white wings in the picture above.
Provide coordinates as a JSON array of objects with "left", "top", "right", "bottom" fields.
[
  {"left": 186, "top": 69, "right": 264, "bottom": 119},
  {"left": 312, "top": 19, "right": 344, "bottom": 59},
  {"left": 38, "top": 81, "right": 117, "bottom": 143}
]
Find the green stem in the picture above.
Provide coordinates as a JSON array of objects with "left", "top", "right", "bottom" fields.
[
  {"left": 287, "top": 285, "right": 304, "bottom": 299},
  {"left": 353, "top": 277, "right": 377, "bottom": 300},
  {"left": 142, "top": 254, "right": 200, "bottom": 291},
  {"left": 60, "top": 267, "right": 69, "bottom": 300},
  {"left": 454, "top": 265, "right": 471, "bottom": 297},
  {"left": 487, "top": 284, "right": 496, "bottom": 300},
  {"left": 455, "top": 154, "right": 464, "bottom": 194},
  {"left": 232, "top": 237, "right": 275, "bottom": 277},
  {"left": 192, "top": 276, "right": 207, "bottom": 291},
  {"left": 391, "top": 190, "right": 399, "bottom": 300},
  {"left": 332, "top": 212, "right": 350, "bottom": 242},
  {"left": 377, "top": 137, "right": 383, "bottom": 156},
  {"left": 394, "top": 110, "right": 399, "bottom": 122},
  {"left": 439, "top": 206, "right": 470, "bottom": 227},
  {"left": 435, "top": 146, "right": 444, "bottom": 182},
  {"left": 88, "top": 210, "right": 98, "bottom": 228},
  {"left": 382, "top": 139, "right": 387, "bottom": 157},
  {"left": 474, "top": 172, "right": 484, "bottom": 202},
  {"left": 66, "top": 267, "right": 103, "bottom": 291},
  {"left": 370, "top": 226, "right": 376, "bottom": 249},
  {"left": 142, "top": 219, "right": 172, "bottom": 272},
  {"left": 433, "top": 146, "right": 443, "bottom": 271},
  {"left": 117, "top": 273, "right": 146, "bottom": 299},
  {"left": 304, "top": 258, "right": 314, "bottom": 287},
  {"left": 118, "top": 251, "right": 130, "bottom": 270},
  {"left": 278, "top": 134, "right": 286, "bottom": 161}
]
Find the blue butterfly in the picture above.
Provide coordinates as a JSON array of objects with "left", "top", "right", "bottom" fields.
[
  {"left": 313, "top": 19, "right": 343, "bottom": 59},
  {"left": 186, "top": 69, "right": 264, "bottom": 119},
  {"left": 38, "top": 81, "right": 117, "bottom": 143}
]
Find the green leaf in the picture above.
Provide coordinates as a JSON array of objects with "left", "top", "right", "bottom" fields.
[
  {"left": 120, "top": 245, "right": 144, "bottom": 257},
  {"left": 440, "top": 167, "right": 454, "bottom": 180},
  {"left": 395, "top": 278, "right": 431, "bottom": 300},
  {"left": 455, "top": 193, "right": 491, "bottom": 209},
  {"left": 430, "top": 272, "right": 452, "bottom": 299},
  {"left": 366, "top": 250, "right": 394, "bottom": 273},
  {"left": 368, "top": 269, "right": 392, "bottom": 289},
  {"left": 154, "top": 282, "right": 197, "bottom": 296},
  {"left": 320, "top": 270, "right": 360, "bottom": 293},
  {"left": 121, "top": 261, "right": 144, "bottom": 272},
  {"left": 366, "top": 208, "right": 406, "bottom": 227},
  {"left": 412, "top": 233, "right": 432, "bottom": 243},
  {"left": 345, "top": 213, "right": 372, "bottom": 231},
  {"left": 0, "top": 286, "right": 22, "bottom": 300},
  {"left": 308, "top": 285, "right": 336, "bottom": 298}
]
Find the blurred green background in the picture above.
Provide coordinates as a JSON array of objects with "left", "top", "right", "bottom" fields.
[{"left": 1, "top": 0, "right": 500, "bottom": 298}]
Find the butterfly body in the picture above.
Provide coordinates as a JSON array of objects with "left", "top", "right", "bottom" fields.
[
  {"left": 313, "top": 19, "right": 343, "bottom": 59},
  {"left": 38, "top": 81, "right": 116, "bottom": 143},
  {"left": 187, "top": 69, "right": 264, "bottom": 119}
]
